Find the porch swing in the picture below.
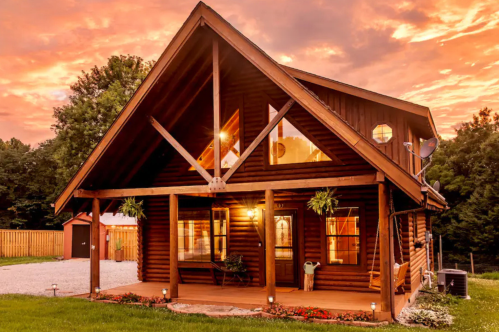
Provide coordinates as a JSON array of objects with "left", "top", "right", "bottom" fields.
[{"left": 369, "top": 192, "right": 409, "bottom": 292}]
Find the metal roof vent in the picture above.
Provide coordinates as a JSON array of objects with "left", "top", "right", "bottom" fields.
[{"left": 437, "top": 269, "right": 470, "bottom": 299}]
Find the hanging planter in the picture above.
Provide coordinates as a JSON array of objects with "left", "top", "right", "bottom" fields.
[
  {"left": 119, "top": 197, "right": 146, "bottom": 220},
  {"left": 307, "top": 188, "right": 339, "bottom": 218}
]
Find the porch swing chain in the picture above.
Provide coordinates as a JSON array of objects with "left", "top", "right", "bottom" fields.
[
  {"left": 369, "top": 189, "right": 404, "bottom": 286},
  {"left": 390, "top": 189, "right": 404, "bottom": 264}
]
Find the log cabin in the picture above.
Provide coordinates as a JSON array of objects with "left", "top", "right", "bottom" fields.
[{"left": 54, "top": 2, "right": 447, "bottom": 321}]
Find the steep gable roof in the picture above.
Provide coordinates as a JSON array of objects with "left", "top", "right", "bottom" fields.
[{"left": 55, "top": 2, "right": 440, "bottom": 214}]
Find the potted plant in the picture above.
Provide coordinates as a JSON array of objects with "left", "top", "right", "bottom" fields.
[{"left": 115, "top": 238, "right": 124, "bottom": 262}]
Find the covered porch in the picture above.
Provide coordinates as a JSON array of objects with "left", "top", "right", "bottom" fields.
[{"left": 102, "top": 281, "right": 409, "bottom": 319}]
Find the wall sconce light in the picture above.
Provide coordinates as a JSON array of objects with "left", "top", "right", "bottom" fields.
[
  {"left": 52, "top": 284, "right": 57, "bottom": 297},
  {"left": 268, "top": 295, "right": 274, "bottom": 306},
  {"left": 162, "top": 288, "right": 168, "bottom": 300},
  {"left": 370, "top": 302, "right": 376, "bottom": 321},
  {"left": 220, "top": 132, "right": 227, "bottom": 140},
  {"left": 247, "top": 208, "right": 256, "bottom": 221}
]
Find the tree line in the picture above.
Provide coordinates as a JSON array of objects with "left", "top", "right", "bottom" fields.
[
  {"left": 0, "top": 54, "right": 497, "bottom": 264},
  {"left": 0, "top": 55, "right": 153, "bottom": 229}
]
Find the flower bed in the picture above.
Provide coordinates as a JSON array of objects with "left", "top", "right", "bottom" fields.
[
  {"left": 95, "top": 292, "right": 170, "bottom": 307},
  {"left": 261, "top": 305, "right": 388, "bottom": 327}
]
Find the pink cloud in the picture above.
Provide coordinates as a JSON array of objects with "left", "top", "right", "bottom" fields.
[{"left": 0, "top": 0, "right": 498, "bottom": 144}]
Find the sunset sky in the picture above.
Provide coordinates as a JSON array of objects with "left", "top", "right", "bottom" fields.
[{"left": 0, "top": 0, "right": 498, "bottom": 146}]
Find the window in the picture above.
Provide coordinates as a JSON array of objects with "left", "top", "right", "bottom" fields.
[
  {"left": 268, "top": 104, "right": 331, "bottom": 165},
  {"left": 213, "top": 209, "right": 228, "bottom": 261},
  {"left": 177, "top": 209, "right": 228, "bottom": 262},
  {"left": 372, "top": 124, "right": 393, "bottom": 144},
  {"left": 190, "top": 110, "right": 240, "bottom": 170},
  {"left": 326, "top": 207, "right": 360, "bottom": 265}
]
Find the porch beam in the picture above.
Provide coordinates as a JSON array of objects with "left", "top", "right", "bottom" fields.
[
  {"left": 170, "top": 194, "right": 179, "bottom": 299},
  {"left": 265, "top": 189, "right": 276, "bottom": 304},
  {"left": 378, "top": 182, "right": 392, "bottom": 313},
  {"left": 90, "top": 198, "right": 100, "bottom": 297},
  {"left": 221, "top": 98, "right": 295, "bottom": 183},
  {"left": 149, "top": 116, "right": 213, "bottom": 183},
  {"left": 74, "top": 174, "right": 378, "bottom": 198},
  {"left": 213, "top": 38, "right": 221, "bottom": 178}
]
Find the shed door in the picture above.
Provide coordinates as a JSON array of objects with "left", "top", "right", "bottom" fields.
[{"left": 72, "top": 225, "right": 90, "bottom": 258}]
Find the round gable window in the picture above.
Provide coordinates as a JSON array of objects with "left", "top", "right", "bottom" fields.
[{"left": 372, "top": 124, "right": 393, "bottom": 144}]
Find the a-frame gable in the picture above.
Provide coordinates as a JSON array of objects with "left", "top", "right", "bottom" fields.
[{"left": 55, "top": 2, "right": 429, "bottom": 214}]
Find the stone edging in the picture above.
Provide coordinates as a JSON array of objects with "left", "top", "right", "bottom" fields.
[{"left": 166, "top": 303, "right": 262, "bottom": 318}]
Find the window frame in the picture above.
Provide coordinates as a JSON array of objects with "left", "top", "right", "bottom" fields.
[
  {"left": 320, "top": 202, "right": 366, "bottom": 272},
  {"left": 371, "top": 121, "right": 395, "bottom": 145},
  {"left": 177, "top": 207, "right": 230, "bottom": 263},
  {"left": 262, "top": 93, "right": 341, "bottom": 170},
  {"left": 324, "top": 207, "right": 361, "bottom": 266}
]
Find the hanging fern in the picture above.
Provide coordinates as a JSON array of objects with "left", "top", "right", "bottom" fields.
[
  {"left": 119, "top": 197, "right": 146, "bottom": 220},
  {"left": 307, "top": 188, "right": 339, "bottom": 217}
]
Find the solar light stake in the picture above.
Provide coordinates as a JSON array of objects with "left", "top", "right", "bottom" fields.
[
  {"left": 370, "top": 302, "right": 376, "bottom": 321},
  {"left": 162, "top": 288, "right": 168, "bottom": 300},
  {"left": 268, "top": 295, "right": 274, "bottom": 307},
  {"left": 95, "top": 287, "right": 101, "bottom": 297},
  {"left": 52, "top": 284, "right": 57, "bottom": 297}
]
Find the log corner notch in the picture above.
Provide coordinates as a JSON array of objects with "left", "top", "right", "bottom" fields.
[{"left": 90, "top": 198, "right": 100, "bottom": 297}]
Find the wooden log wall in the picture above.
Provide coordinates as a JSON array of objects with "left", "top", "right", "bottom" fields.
[
  {"left": 140, "top": 186, "right": 385, "bottom": 292},
  {"left": 299, "top": 80, "right": 423, "bottom": 175},
  {"left": 409, "top": 212, "right": 428, "bottom": 291}
]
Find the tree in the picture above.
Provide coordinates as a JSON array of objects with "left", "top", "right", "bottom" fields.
[
  {"left": 427, "top": 108, "right": 499, "bottom": 263},
  {"left": 0, "top": 138, "right": 67, "bottom": 229},
  {"left": 52, "top": 55, "right": 154, "bottom": 187}
]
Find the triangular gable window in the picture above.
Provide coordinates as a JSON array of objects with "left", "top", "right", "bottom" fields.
[
  {"left": 190, "top": 110, "right": 240, "bottom": 170},
  {"left": 269, "top": 105, "right": 331, "bottom": 165}
]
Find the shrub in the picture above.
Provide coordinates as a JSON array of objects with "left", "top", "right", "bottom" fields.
[
  {"left": 477, "top": 272, "right": 499, "bottom": 280},
  {"left": 408, "top": 309, "right": 452, "bottom": 328},
  {"left": 335, "top": 311, "right": 372, "bottom": 322}
]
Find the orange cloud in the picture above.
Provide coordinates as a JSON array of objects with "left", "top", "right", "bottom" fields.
[{"left": 0, "top": 0, "right": 498, "bottom": 144}]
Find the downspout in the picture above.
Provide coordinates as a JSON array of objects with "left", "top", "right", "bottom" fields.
[{"left": 388, "top": 190, "right": 429, "bottom": 321}]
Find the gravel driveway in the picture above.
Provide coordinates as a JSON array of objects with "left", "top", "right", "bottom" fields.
[{"left": 0, "top": 259, "right": 138, "bottom": 296}]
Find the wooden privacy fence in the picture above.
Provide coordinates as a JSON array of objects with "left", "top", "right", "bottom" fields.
[
  {"left": 0, "top": 230, "right": 64, "bottom": 257},
  {"left": 107, "top": 229, "right": 137, "bottom": 261}
]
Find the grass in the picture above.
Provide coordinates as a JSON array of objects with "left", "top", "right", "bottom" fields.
[
  {"left": 475, "top": 272, "right": 499, "bottom": 280},
  {"left": 0, "top": 279, "right": 497, "bottom": 332},
  {"left": 0, "top": 256, "right": 58, "bottom": 267}
]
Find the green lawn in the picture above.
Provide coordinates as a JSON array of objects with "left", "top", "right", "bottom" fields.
[
  {"left": 0, "top": 256, "right": 58, "bottom": 266},
  {"left": 0, "top": 279, "right": 497, "bottom": 332}
]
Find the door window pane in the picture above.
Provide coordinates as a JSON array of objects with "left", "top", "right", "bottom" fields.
[
  {"left": 326, "top": 207, "right": 360, "bottom": 265},
  {"left": 275, "top": 215, "right": 293, "bottom": 260},
  {"left": 269, "top": 105, "right": 331, "bottom": 165}
]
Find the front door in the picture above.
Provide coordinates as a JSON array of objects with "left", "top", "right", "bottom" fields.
[
  {"left": 274, "top": 210, "right": 298, "bottom": 287},
  {"left": 72, "top": 225, "right": 90, "bottom": 258}
]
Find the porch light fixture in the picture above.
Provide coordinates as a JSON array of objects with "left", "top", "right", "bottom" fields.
[
  {"left": 220, "top": 132, "right": 227, "bottom": 140},
  {"left": 268, "top": 295, "right": 274, "bottom": 306},
  {"left": 52, "top": 284, "right": 57, "bottom": 297},
  {"left": 162, "top": 288, "right": 168, "bottom": 300},
  {"left": 370, "top": 302, "right": 376, "bottom": 321},
  {"left": 247, "top": 208, "right": 256, "bottom": 221}
]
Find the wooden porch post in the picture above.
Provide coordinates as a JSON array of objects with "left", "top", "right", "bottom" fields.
[
  {"left": 91, "top": 198, "right": 100, "bottom": 296},
  {"left": 213, "top": 38, "right": 221, "bottom": 178},
  {"left": 169, "top": 194, "right": 179, "bottom": 299},
  {"left": 265, "top": 189, "right": 276, "bottom": 304},
  {"left": 378, "top": 182, "right": 392, "bottom": 314}
]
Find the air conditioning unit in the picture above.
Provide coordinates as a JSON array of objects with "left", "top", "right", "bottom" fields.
[{"left": 437, "top": 269, "right": 470, "bottom": 299}]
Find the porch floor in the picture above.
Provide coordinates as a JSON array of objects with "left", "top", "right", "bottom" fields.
[{"left": 103, "top": 282, "right": 409, "bottom": 317}]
